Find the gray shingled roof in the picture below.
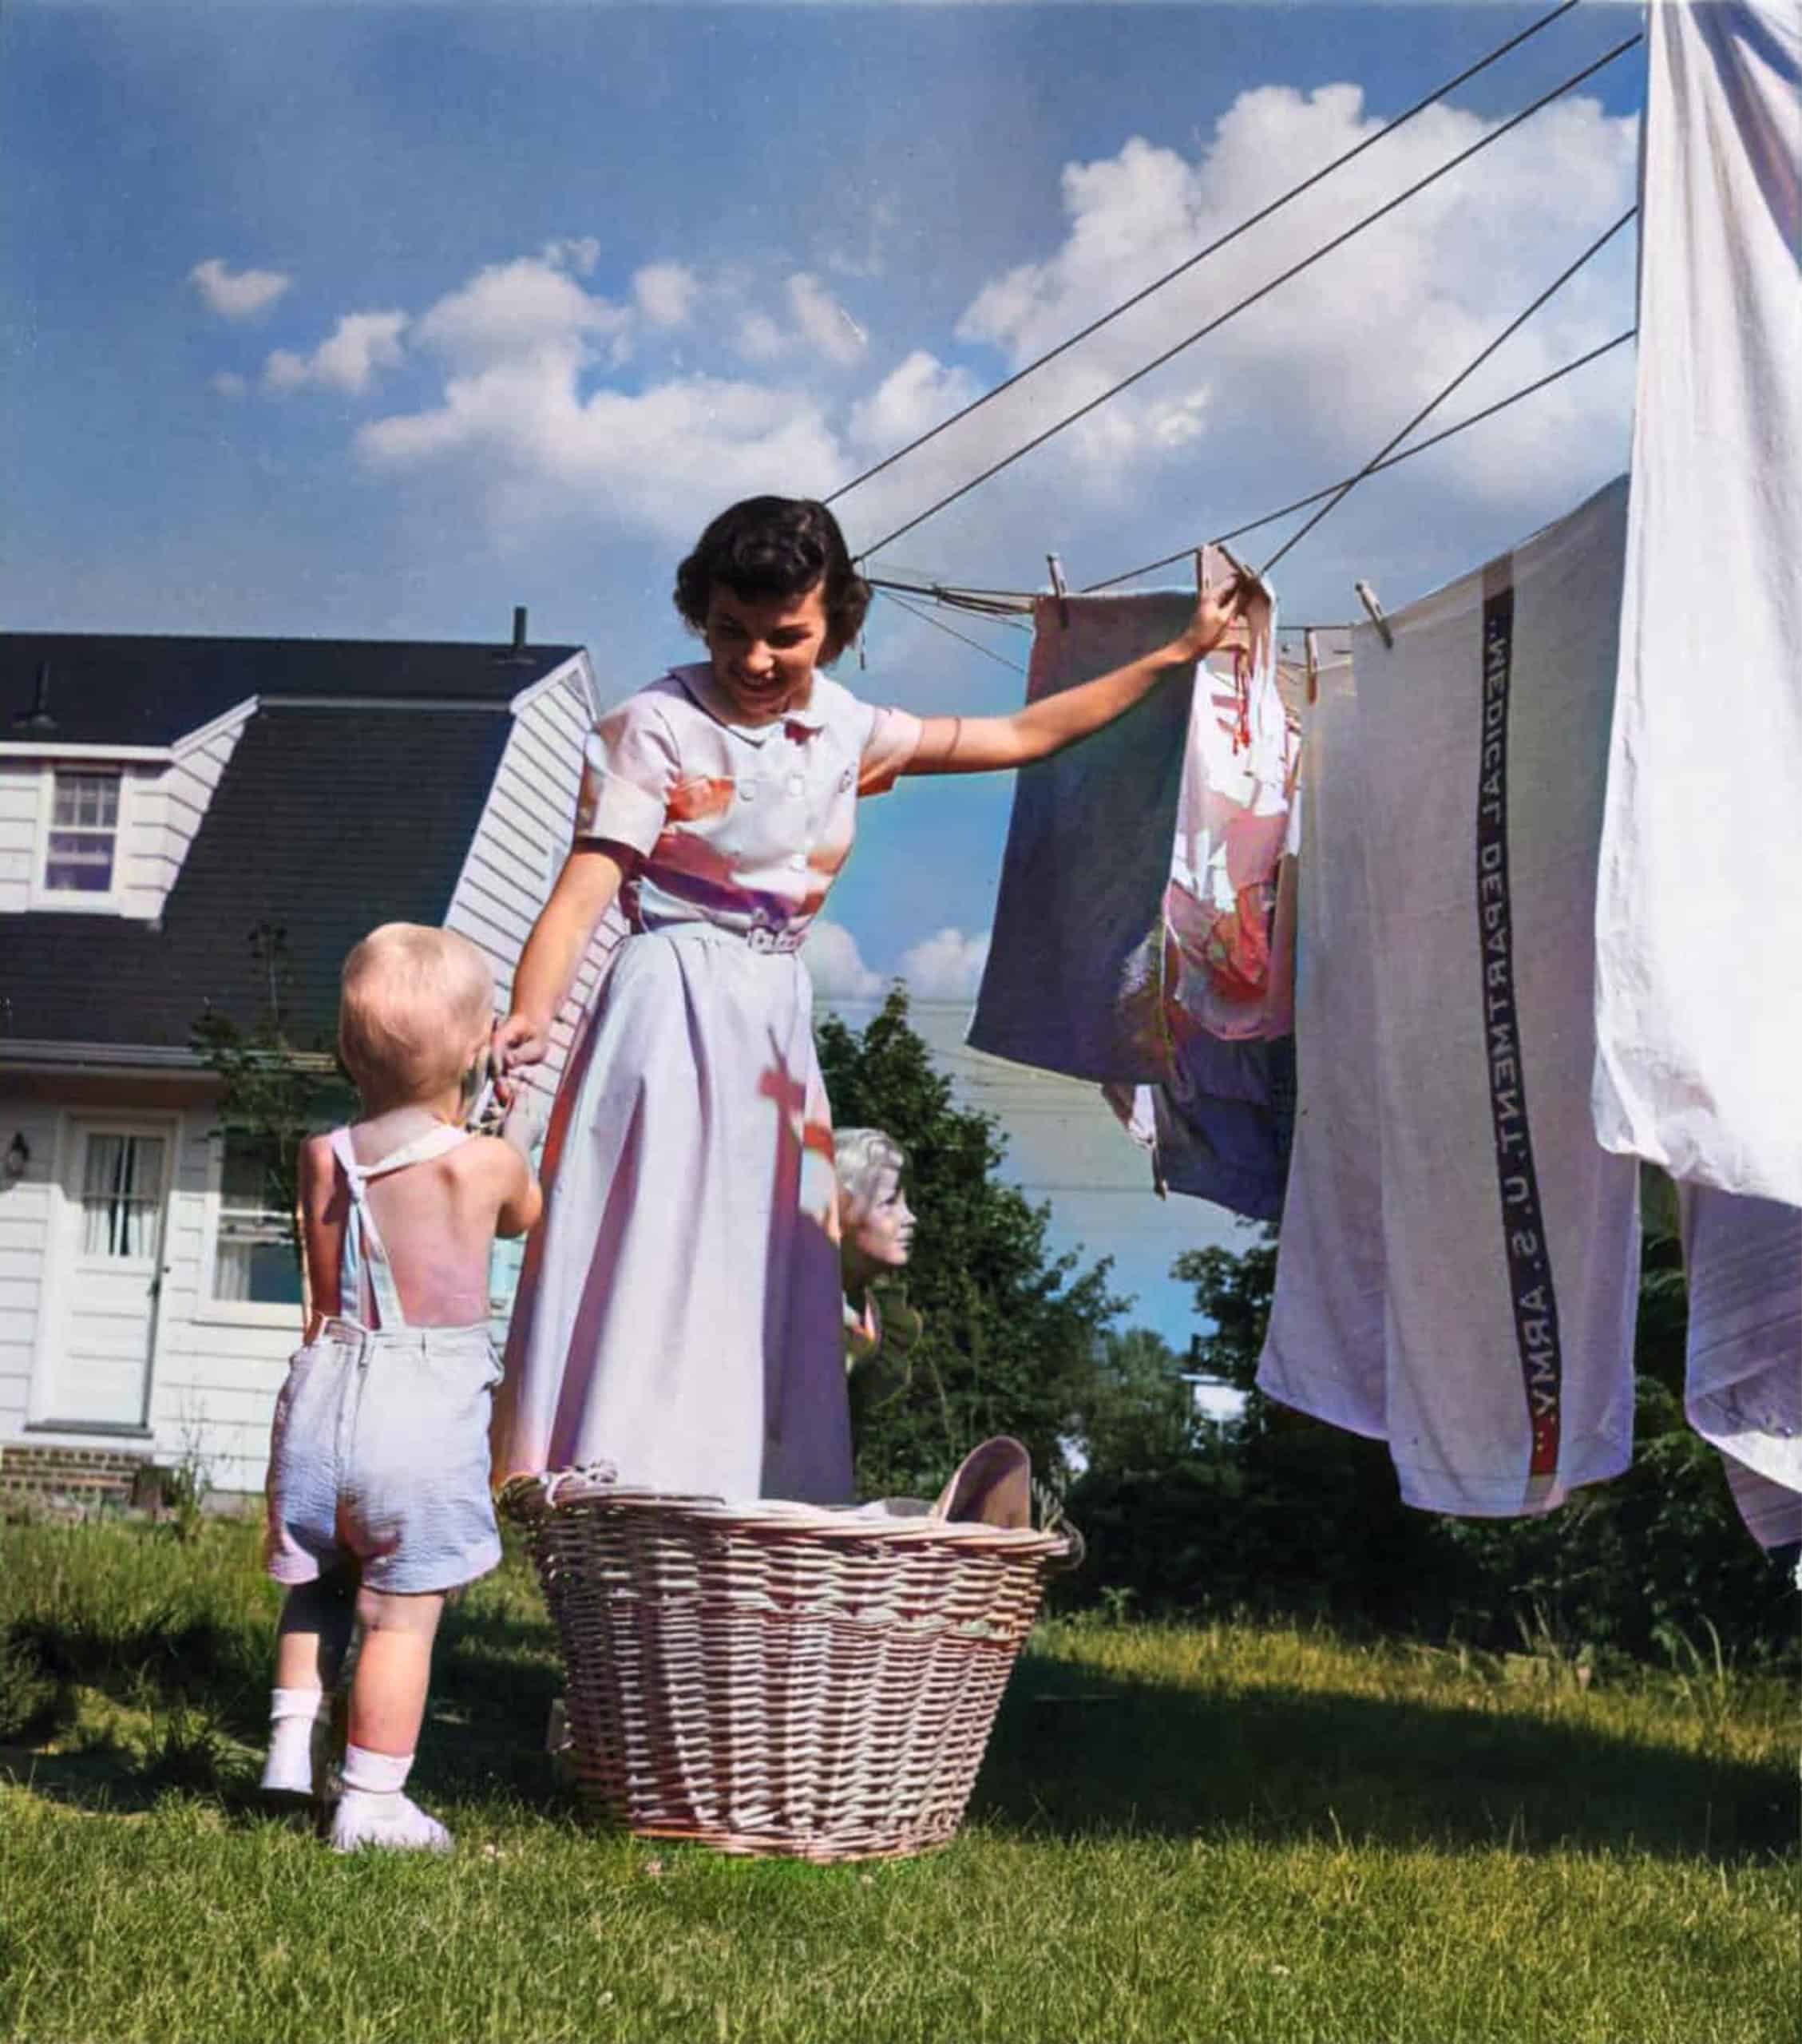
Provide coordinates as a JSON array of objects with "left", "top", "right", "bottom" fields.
[
  {"left": 2, "top": 631, "right": 578, "bottom": 748},
  {"left": 2, "top": 703, "right": 516, "bottom": 1052}
]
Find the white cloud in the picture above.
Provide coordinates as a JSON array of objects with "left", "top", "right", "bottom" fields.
[
  {"left": 899, "top": 926, "right": 991, "bottom": 1000},
  {"left": 727, "top": 275, "right": 866, "bottom": 369},
  {"left": 265, "top": 311, "right": 407, "bottom": 396},
  {"left": 414, "top": 258, "right": 628, "bottom": 371},
  {"left": 848, "top": 351, "right": 981, "bottom": 455},
  {"left": 635, "top": 262, "right": 699, "bottom": 329},
  {"left": 189, "top": 257, "right": 291, "bottom": 321},
  {"left": 787, "top": 272, "right": 867, "bottom": 366},
  {"left": 941, "top": 85, "right": 1638, "bottom": 504},
  {"left": 211, "top": 370, "right": 248, "bottom": 399},
  {"left": 298, "top": 77, "right": 1636, "bottom": 588},
  {"left": 359, "top": 355, "right": 844, "bottom": 544},
  {"left": 735, "top": 311, "right": 790, "bottom": 364},
  {"left": 542, "top": 236, "right": 601, "bottom": 276},
  {"left": 804, "top": 918, "right": 883, "bottom": 1000}
]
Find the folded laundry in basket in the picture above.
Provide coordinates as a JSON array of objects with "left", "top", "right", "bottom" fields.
[{"left": 842, "top": 1436, "right": 1036, "bottom": 1530}]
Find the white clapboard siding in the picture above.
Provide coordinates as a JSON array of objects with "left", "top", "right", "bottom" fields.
[
  {"left": 117, "top": 765, "right": 170, "bottom": 919},
  {"left": 0, "top": 708, "right": 250, "bottom": 921},
  {"left": 122, "top": 713, "right": 250, "bottom": 919},
  {"left": 447, "top": 654, "right": 624, "bottom": 1101},
  {"left": 0, "top": 1099, "right": 63, "bottom": 1440},
  {"left": 144, "top": 1106, "right": 302, "bottom": 1495},
  {"left": 0, "top": 763, "right": 42, "bottom": 913}
]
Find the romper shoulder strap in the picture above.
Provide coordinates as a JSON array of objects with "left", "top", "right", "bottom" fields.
[{"left": 329, "top": 1123, "right": 473, "bottom": 1329}]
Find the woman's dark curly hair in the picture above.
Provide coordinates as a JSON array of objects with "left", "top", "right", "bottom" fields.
[{"left": 674, "top": 497, "right": 871, "bottom": 664}]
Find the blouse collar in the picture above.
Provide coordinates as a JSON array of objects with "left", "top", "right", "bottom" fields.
[{"left": 673, "top": 664, "right": 827, "bottom": 745}]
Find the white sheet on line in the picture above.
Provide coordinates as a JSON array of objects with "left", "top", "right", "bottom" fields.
[
  {"left": 1681, "top": 1182, "right": 1802, "bottom": 1552},
  {"left": 1592, "top": 0, "right": 1802, "bottom": 1206},
  {"left": 1260, "top": 479, "right": 1642, "bottom": 1518},
  {"left": 1256, "top": 644, "right": 1388, "bottom": 1442}
]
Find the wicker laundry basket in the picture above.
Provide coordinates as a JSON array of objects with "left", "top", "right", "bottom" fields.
[{"left": 501, "top": 1468, "right": 1076, "bottom": 1862}]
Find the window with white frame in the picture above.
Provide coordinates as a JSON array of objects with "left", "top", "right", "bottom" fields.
[
  {"left": 212, "top": 1134, "right": 305, "bottom": 1307},
  {"left": 45, "top": 770, "right": 121, "bottom": 893},
  {"left": 79, "top": 1134, "right": 167, "bottom": 1261}
]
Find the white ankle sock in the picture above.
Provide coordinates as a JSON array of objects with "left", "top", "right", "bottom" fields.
[
  {"left": 260, "top": 1687, "right": 328, "bottom": 1793},
  {"left": 340, "top": 1744, "right": 413, "bottom": 1796},
  {"left": 332, "top": 1746, "right": 451, "bottom": 1854}
]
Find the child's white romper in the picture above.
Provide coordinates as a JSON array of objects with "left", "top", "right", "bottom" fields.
[{"left": 265, "top": 1126, "right": 503, "bottom": 1594}]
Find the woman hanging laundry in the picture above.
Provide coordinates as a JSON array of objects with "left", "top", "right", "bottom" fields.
[{"left": 489, "top": 495, "right": 1246, "bottom": 1504}]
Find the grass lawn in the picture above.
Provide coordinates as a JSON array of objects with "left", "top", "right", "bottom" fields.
[{"left": 1, "top": 1515, "right": 1795, "bottom": 2044}]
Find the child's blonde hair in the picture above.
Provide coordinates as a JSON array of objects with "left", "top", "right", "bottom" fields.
[{"left": 339, "top": 924, "right": 493, "bottom": 1103}]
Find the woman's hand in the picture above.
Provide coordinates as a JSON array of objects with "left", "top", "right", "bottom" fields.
[
  {"left": 1170, "top": 569, "right": 1250, "bottom": 665},
  {"left": 493, "top": 1010, "right": 551, "bottom": 1078},
  {"left": 494, "top": 845, "right": 629, "bottom": 1090}
]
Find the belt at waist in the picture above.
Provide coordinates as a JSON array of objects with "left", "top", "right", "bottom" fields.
[
  {"left": 628, "top": 916, "right": 809, "bottom": 956},
  {"left": 317, "top": 1316, "right": 491, "bottom": 1354}
]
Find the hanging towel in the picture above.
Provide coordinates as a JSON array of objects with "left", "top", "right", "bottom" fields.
[
  {"left": 1261, "top": 479, "right": 1642, "bottom": 1517},
  {"left": 1165, "top": 629, "right": 1297, "bottom": 1044},
  {"left": 1258, "top": 646, "right": 1388, "bottom": 1440},
  {"left": 971, "top": 571, "right": 1297, "bottom": 1222},
  {"left": 1150, "top": 1032, "right": 1296, "bottom": 1224},
  {"left": 1592, "top": 0, "right": 1802, "bottom": 1206},
  {"left": 1681, "top": 1183, "right": 1802, "bottom": 1552},
  {"left": 969, "top": 588, "right": 1199, "bottom": 1082}
]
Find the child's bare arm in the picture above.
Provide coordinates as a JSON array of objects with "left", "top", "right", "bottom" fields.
[
  {"left": 488, "top": 1138, "right": 543, "bottom": 1239},
  {"left": 295, "top": 1134, "right": 343, "bottom": 1336}
]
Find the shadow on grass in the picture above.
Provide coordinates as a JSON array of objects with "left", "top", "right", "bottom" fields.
[
  {"left": 973, "top": 1646, "right": 1798, "bottom": 1864},
  {"left": 6, "top": 1587, "right": 1793, "bottom": 1865},
  {"left": 0, "top": 1591, "right": 570, "bottom": 1820}
]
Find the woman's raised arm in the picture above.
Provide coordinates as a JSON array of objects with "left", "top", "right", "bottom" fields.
[{"left": 903, "top": 571, "right": 1247, "bottom": 778}]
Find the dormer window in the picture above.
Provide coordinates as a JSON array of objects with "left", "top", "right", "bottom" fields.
[{"left": 46, "top": 770, "right": 121, "bottom": 893}]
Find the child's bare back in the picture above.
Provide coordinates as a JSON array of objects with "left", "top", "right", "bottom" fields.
[{"left": 299, "top": 1114, "right": 540, "bottom": 1331}]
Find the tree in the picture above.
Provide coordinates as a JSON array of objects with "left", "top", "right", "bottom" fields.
[
  {"left": 816, "top": 988, "right": 1124, "bottom": 1497},
  {"left": 1075, "top": 1327, "right": 1202, "bottom": 1478},
  {"left": 1171, "top": 1225, "right": 1279, "bottom": 1402},
  {"left": 1087, "top": 1175, "right": 1799, "bottom": 1666},
  {"left": 190, "top": 921, "right": 347, "bottom": 1274}
]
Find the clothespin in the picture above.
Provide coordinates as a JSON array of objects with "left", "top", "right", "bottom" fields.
[
  {"left": 1046, "top": 553, "right": 1070, "bottom": 629},
  {"left": 1214, "top": 541, "right": 1252, "bottom": 588},
  {"left": 1353, "top": 579, "right": 1393, "bottom": 650},
  {"left": 1304, "top": 628, "right": 1320, "bottom": 707}
]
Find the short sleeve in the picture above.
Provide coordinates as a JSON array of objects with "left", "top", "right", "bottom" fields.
[
  {"left": 574, "top": 696, "right": 679, "bottom": 854},
  {"left": 857, "top": 704, "right": 925, "bottom": 798}
]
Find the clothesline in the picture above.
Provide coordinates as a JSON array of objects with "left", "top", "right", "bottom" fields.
[
  {"left": 1257, "top": 204, "right": 1637, "bottom": 577},
  {"left": 851, "top": 30, "right": 1642, "bottom": 566},
  {"left": 1082, "top": 327, "right": 1634, "bottom": 591},
  {"left": 863, "top": 315, "right": 1634, "bottom": 619},
  {"left": 822, "top": 0, "right": 1585, "bottom": 514},
  {"left": 873, "top": 581, "right": 1350, "bottom": 636},
  {"left": 874, "top": 586, "right": 1028, "bottom": 675}
]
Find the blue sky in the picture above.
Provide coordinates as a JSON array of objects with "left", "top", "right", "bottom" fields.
[{"left": 2, "top": 2, "right": 1648, "bottom": 1340}]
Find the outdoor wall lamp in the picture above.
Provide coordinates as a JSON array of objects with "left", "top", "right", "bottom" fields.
[{"left": 4, "top": 1133, "right": 28, "bottom": 1183}]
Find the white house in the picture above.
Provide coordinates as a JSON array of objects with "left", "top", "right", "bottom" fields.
[{"left": 0, "top": 620, "right": 615, "bottom": 1499}]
